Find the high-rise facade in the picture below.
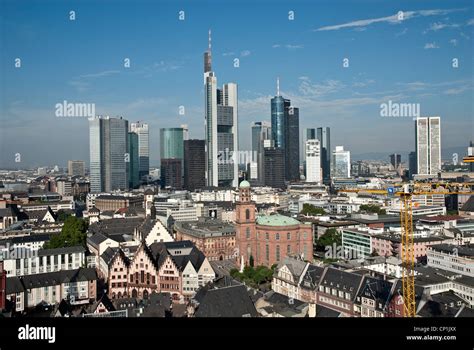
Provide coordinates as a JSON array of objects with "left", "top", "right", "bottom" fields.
[
  {"left": 389, "top": 153, "right": 401, "bottom": 170},
  {"left": 204, "top": 31, "right": 238, "bottom": 188},
  {"left": 89, "top": 116, "right": 129, "bottom": 193},
  {"left": 68, "top": 160, "right": 85, "bottom": 177},
  {"left": 128, "top": 132, "right": 140, "bottom": 189},
  {"left": 263, "top": 147, "right": 286, "bottom": 189},
  {"left": 415, "top": 116, "right": 441, "bottom": 175},
  {"left": 184, "top": 139, "right": 206, "bottom": 191},
  {"left": 161, "top": 158, "right": 182, "bottom": 189},
  {"left": 305, "top": 139, "right": 321, "bottom": 183},
  {"left": 270, "top": 79, "right": 299, "bottom": 182},
  {"left": 409, "top": 151, "right": 417, "bottom": 179},
  {"left": 160, "top": 128, "right": 184, "bottom": 160},
  {"left": 251, "top": 121, "right": 271, "bottom": 183},
  {"left": 317, "top": 127, "right": 331, "bottom": 183},
  {"left": 130, "top": 122, "right": 149, "bottom": 179},
  {"left": 301, "top": 128, "right": 316, "bottom": 164},
  {"left": 332, "top": 146, "right": 351, "bottom": 178}
]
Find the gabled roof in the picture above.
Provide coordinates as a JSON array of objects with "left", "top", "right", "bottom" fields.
[
  {"left": 195, "top": 285, "right": 258, "bottom": 317},
  {"left": 301, "top": 264, "right": 326, "bottom": 290},
  {"left": 7, "top": 268, "right": 97, "bottom": 291},
  {"left": 357, "top": 276, "right": 395, "bottom": 311},
  {"left": 319, "top": 267, "right": 364, "bottom": 301},
  {"left": 87, "top": 233, "right": 108, "bottom": 248},
  {"left": 277, "top": 256, "right": 307, "bottom": 280},
  {"left": 460, "top": 196, "right": 474, "bottom": 212}
]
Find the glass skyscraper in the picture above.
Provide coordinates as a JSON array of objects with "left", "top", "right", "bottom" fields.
[
  {"left": 317, "top": 127, "right": 331, "bottom": 183},
  {"left": 89, "top": 116, "right": 129, "bottom": 193},
  {"left": 130, "top": 122, "right": 149, "bottom": 179},
  {"left": 160, "top": 128, "right": 184, "bottom": 160},
  {"left": 128, "top": 132, "right": 139, "bottom": 189},
  {"left": 332, "top": 146, "right": 351, "bottom": 178}
]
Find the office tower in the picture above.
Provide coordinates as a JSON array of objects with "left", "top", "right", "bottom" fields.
[
  {"left": 130, "top": 122, "right": 149, "bottom": 179},
  {"left": 68, "top": 160, "right": 85, "bottom": 177},
  {"left": 89, "top": 116, "right": 129, "bottom": 193},
  {"left": 263, "top": 147, "right": 286, "bottom": 189},
  {"left": 270, "top": 78, "right": 299, "bottom": 182},
  {"left": 286, "top": 107, "right": 300, "bottom": 181},
  {"left": 160, "top": 159, "right": 182, "bottom": 189},
  {"left": 332, "top": 146, "right": 351, "bottom": 178},
  {"left": 389, "top": 153, "right": 401, "bottom": 169},
  {"left": 409, "top": 151, "right": 417, "bottom": 179},
  {"left": 317, "top": 127, "right": 331, "bottom": 183},
  {"left": 181, "top": 124, "right": 189, "bottom": 141},
  {"left": 251, "top": 121, "right": 271, "bottom": 183},
  {"left": 160, "top": 128, "right": 184, "bottom": 159},
  {"left": 305, "top": 139, "right": 321, "bottom": 183},
  {"left": 415, "top": 116, "right": 441, "bottom": 175},
  {"left": 128, "top": 132, "right": 140, "bottom": 189},
  {"left": 204, "top": 30, "right": 238, "bottom": 188},
  {"left": 469, "top": 141, "right": 474, "bottom": 172},
  {"left": 301, "top": 128, "right": 316, "bottom": 165},
  {"left": 184, "top": 139, "right": 206, "bottom": 191}
]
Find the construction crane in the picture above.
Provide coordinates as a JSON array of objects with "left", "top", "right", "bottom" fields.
[{"left": 338, "top": 181, "right": 474, "bottom": 317}]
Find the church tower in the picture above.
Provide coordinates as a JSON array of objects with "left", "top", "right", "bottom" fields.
[{"left": 235, "top": 180, "right": 257, "bottom": 267}]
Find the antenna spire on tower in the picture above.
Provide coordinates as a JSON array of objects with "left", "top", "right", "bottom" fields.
[
  {"left": 277, "top": 77, "right": 280, "bottom": 96},
  {"left": 208, "top": 29, "right": 212, "bottom": 51}
]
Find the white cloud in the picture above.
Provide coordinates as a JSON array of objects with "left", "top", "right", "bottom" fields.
[
  {"left": 467, "top": 18, "right": 474, "bottom": 25},
  {"left": 449, "top": 39, "right": 458, "bottom": 46},
  {"left": 240, "top": 50, "right": 251, "bottom": 57},
  {"left": 314, "top": 8, "right": 466, "bottom": 31},
  {"left": 424, "top": 42, "right": 440, "bottom": 49},
  {"left": 272, "top": 44, "right": 304, "bottom": 50},
  {"left": 424, "top": 22, "right": 460, "bottom": 33},
  {"left": 222, "top": 52, "right": 235, "bottom": 56}
]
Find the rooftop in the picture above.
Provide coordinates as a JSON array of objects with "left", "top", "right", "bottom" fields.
[{"left": 256, "top": 214, "right": 301, "bottom": 227}]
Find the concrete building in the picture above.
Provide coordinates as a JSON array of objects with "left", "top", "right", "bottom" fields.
[
  {"left": 305, "top": 139, "right": 321, "bottom": 183},
  {"left": 68, "top": 160, "right": 85, "bottom": 177},
  {"left": 427, "top": 244, "right": 474, "bottom": 277},
  {"left": 130, "top": 122, "right": 150, "bottom": 179},
  {"left": 416, "top": 116, "right": 441, "bottom": 175},
  {"left": 332, "top": 146, "right": 351, "bottom": 178}
]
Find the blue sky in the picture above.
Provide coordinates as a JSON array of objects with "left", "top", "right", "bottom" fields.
[{"left": 1, "top": 0, "right": 473, "bottom": 168}]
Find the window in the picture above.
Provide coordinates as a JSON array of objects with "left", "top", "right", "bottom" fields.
[
  {"left": 246, "top": 227, "right": 250, "bottom": 239},
  {"left": 276, "top": 245, "right": 280, "bottom": 262},
  {"left": 265, "top": 233, "right": 269, "bottom": 240},
  {"left": 287, "top": 232, "right": 291, "bottom": 240},
  {"left": 266, "top": 244, "right": 269, "bottom": 261},
  {"left": 287, "top": 245, "right": 291, "bottom": 254},
  {"left": 245, "top": 209, "right": 250, "bottom": 220},
  {"left": 276, "top": 233, "right": 280, "bottom": 240}
]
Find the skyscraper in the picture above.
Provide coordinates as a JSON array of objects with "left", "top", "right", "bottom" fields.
[
  {"left": 184, "top": 139, "right": 206, "bottom": 191},
  {"left": 301, "top": 128, "right": 316, "bottom": 164},
  {"left": 160, "top": 128, "right": 184, "bottom": 160},
  {"left": 415, "top": 116, "right": 441, "bottom": 175},
  {"left": 263, "top": 147, "right": 285, "bottom": 189},
  {"left": 332, "top": 146, "right": 351, "bottom": 178},
  {"left": 409, "top": 151, "right": 417, "bottom": 179},
  {"left": 89, "top": 116, "right": 129, "bottom": 193},
  {"left": 317, "top": 127, "right": 331, "bottom": 183},
  {"left": 161, "top": 158, "right": 182, "bottom": 189},
  {"left": 305, "top": 139, "right": 321, "bottom": 183},
  {"left": 389, "top": 153, "right": 401, "bottom": 169},
  {"left": 130, "top": 122, "right": 149, "bottom": 179},
  {"left": 204, "top": 30, "right": 239, "bottom": 188},
  {"left": 251, "top": 121, "right": 271, "bottom": 183},
  {"left": 128, "top": 132, "right": 139, "bottom": 189},
  {"left": 270, "top": 78, "right": 299, "bottom": 182}
]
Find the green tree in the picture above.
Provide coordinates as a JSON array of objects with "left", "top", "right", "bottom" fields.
[
  {"left": 44, "top": 216, "right": 88, "bottom": 249},
  {"left": 359, "top": 204, "right": 386, "bottom": 215},
  {"left": 56, "top": 210, "right": 71, "bottom": 222},
  {"left": 300, "top": 203, "right": 326, "bottom": 216},
  {"left": 316, "top": 228, "right": 341, "bottom": 249},
  {"left": 249, "top": 255, "right": 254, "bottom": 267}
]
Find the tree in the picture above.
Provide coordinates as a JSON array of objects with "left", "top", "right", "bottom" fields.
[
  {"left": 44, "top": 216, "right": 88, "bottom": 249},
  {"left": 56, "top": 210, "right": 71, "bottom": 222},
  {"left": 359, "top": 204, "right": 386, "bottom": 215},
  {"left": 249, "top": 255, "right": 254, "bottom": 268},
  {"left": 316, "top": 228, "right": 341, "bottom": 250},
  {"left": 300, "top": 203, "right": 326, "bottom": 216}
]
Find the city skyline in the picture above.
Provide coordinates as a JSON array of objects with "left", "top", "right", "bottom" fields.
[{"left": 1, "top": 0, "right": 473, "bottom": 168}]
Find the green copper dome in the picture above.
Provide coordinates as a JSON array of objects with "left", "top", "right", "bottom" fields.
[{"left": 239, "top": 180, "right": 250, "bottom": 188}]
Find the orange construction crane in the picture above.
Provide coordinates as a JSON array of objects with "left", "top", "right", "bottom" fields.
[{"left": 338, "top": 181, "right": 474, "bottom": 317}]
